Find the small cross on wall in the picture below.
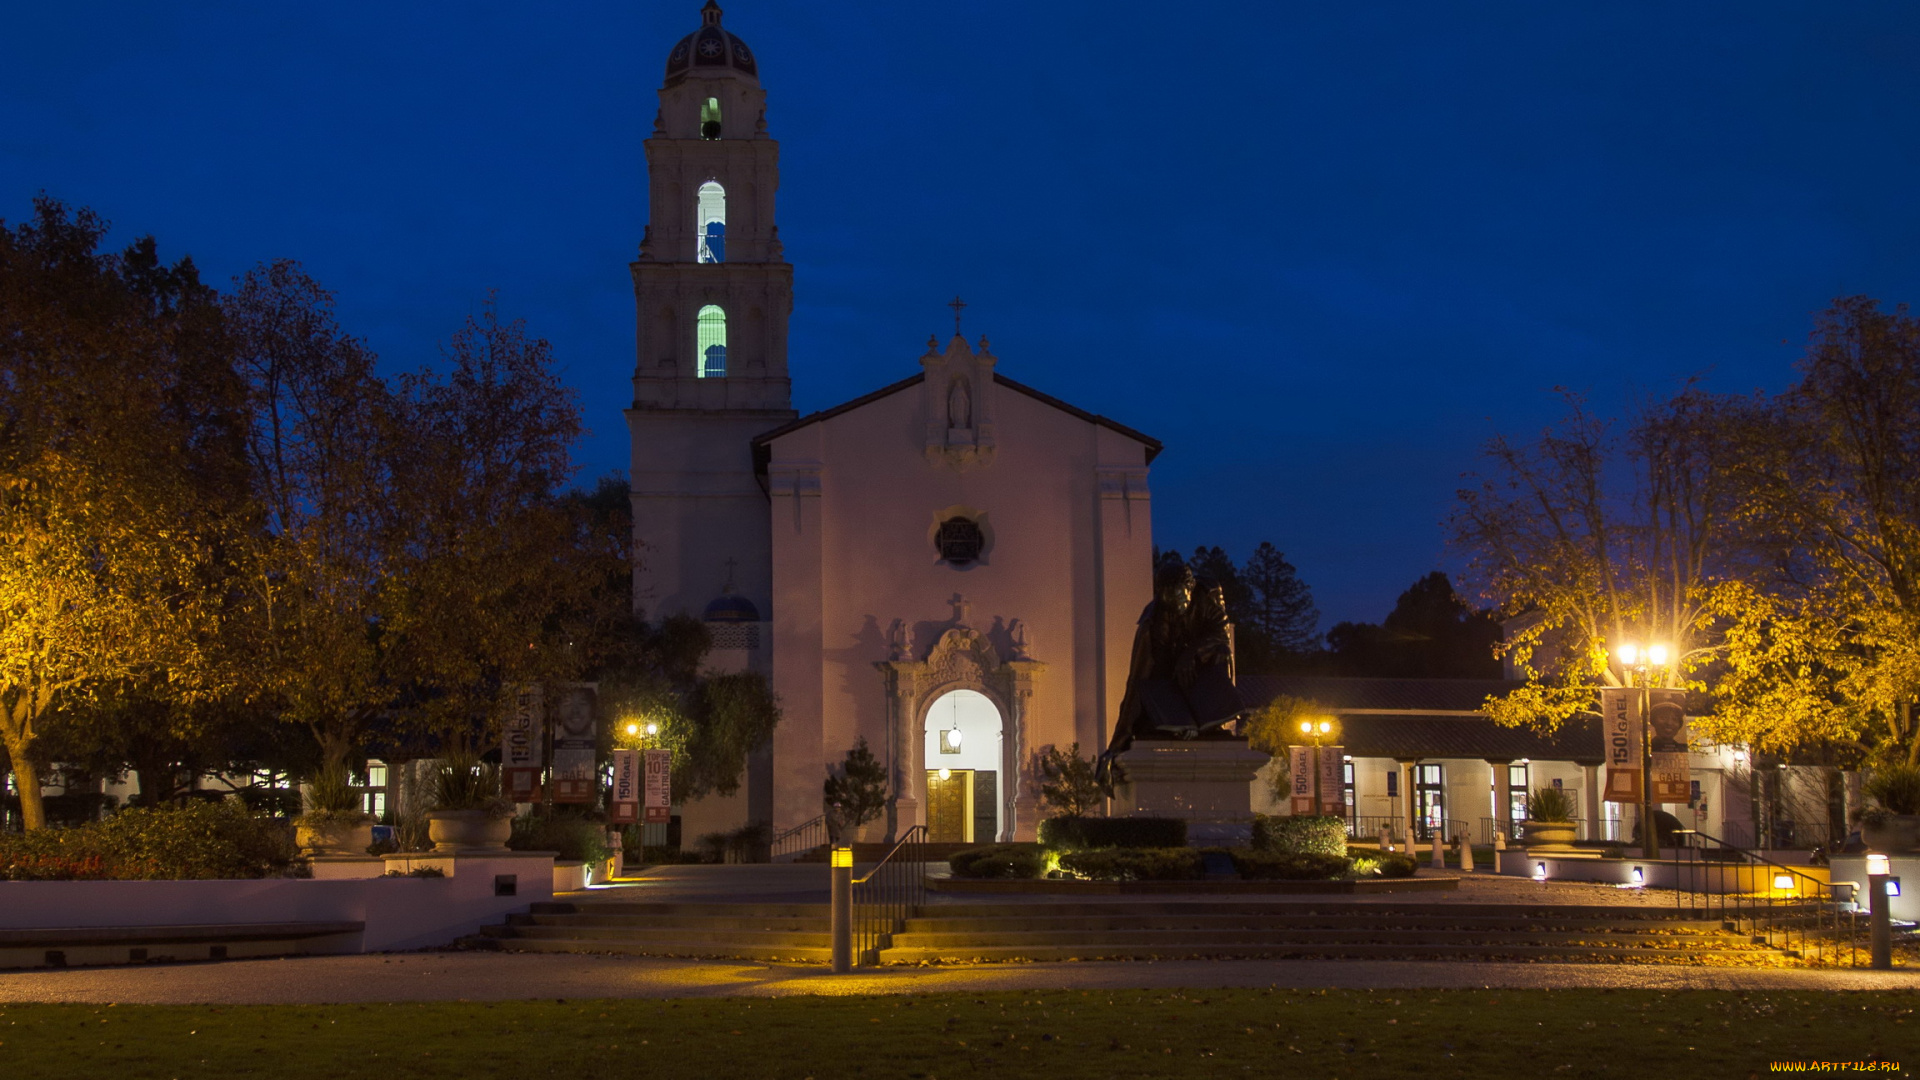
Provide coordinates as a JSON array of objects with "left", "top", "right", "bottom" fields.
[{"left": 948, "top": 295, "right": 966, "bottom": 337}]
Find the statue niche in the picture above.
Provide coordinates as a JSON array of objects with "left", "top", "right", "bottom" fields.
[{"left": 1096, "top": 563, "right": 1248, "bottom": 787}]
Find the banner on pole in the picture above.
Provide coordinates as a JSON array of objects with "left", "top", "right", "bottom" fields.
[
  {"left": 610, "top": 749, "right": 640, "bottom": 824},
  {"left": 1319, "top": 745, "right": 1345, "bottom": 816},
  {"left": 503, "top": 684, "right": 544, "bottom": 802},
  {"left": 1600, "top": 687, "right": 1642, "bottom": 805},
  {"left": 643, "top": 749, "right": 672, "bottom": 824},
  {"left": 552, "top": 683, "right": 598, "bottom": 803},
  {"left": 1288, "top": 746, "right": 1314, "bottom": 815},
  {"left": 1648, "top": 688, "right": 1691, "bottom": 803}
]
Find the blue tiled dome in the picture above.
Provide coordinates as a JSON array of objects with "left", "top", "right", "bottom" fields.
[
  {"left": 665, "top": 2, "right": 758, "bottom": 86},
  {"left": 703, "top": 592, "right": 762, "bottom": 623}
]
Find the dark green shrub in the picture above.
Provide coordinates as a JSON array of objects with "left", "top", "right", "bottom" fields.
[
  {"left": 0, "top": 800, "right": 296, "bottom": 881},
  {"left": 1251, "top": 814, "right": 1348, "bottom": 857},
  {"left": 1057, "top": 847, "right": 1203, "bottom": 881},
  {"left": 948, "top": 844, "right": 1048, "bottom": 879},
  {"left": 509, "top": 813, "right": 612, "bottom": 864},
  {"left": 1229, "top": 849, "right": 1352, "bottom": 880},
  {"left": 1352, "top": 848, "right": 1417, "bottom": 879},
  {"left": 1039, "top": 816, "right": 1186, "bottom": 850}
]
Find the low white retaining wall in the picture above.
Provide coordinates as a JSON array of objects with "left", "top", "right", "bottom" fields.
[
  {"left": 0, "top": 853, "right": 553, "bottom": 952},
  {"left": 1493, "top": 850, "right": 1829, "bottom": 894},
  {"left": 1828, "top": 854, "right": 1919, "bottom": 921}
]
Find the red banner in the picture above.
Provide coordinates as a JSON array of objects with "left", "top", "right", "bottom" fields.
[{"left": 644, "top": 749, "right": 672, "bottom": 824}]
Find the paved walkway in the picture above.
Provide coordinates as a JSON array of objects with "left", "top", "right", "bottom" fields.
[{"left": 1, "top": 952, "right": 1914, "bottom": 1004}]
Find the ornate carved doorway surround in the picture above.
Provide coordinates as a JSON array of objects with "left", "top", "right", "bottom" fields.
[{"left": 877, "top": 625, "right": 1043, "bottom": 842}]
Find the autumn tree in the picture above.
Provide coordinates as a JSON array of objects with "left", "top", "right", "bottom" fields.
[
  {"left": 379, "top": 297, "right": 607, "bottom": 759},
  {"left": 224, "top": 260, "right": 399, "bottom": 781},
  {"left": 1708, "top": 298, "right": 1920, "bottom": 766},
  {"left": 1448, "top": 388, "right": 1751, "bottom": 731},
  {"left": 0, "top": 199, "right": 243, "bottom": 828}
]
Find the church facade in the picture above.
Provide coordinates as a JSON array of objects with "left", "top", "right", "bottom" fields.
[{"left": 626, "top": 4, "right": 1158, "bottom": 845}]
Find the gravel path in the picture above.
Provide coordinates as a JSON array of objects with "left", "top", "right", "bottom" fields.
[{"left": 1, "top": 952, "right": 1915, "bottom": 1005}]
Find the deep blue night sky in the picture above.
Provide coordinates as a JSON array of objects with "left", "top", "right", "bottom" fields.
[{"left": 6, "top": 2, "right": 1920, "bottom": 628}]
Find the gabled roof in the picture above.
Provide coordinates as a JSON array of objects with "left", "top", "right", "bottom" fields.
[
  {"left": 1240, "top": 676, "right": 1520, "bottom": 714},
  {"left": 750, "top": 372, "right": 1163, "bottom": 462},
  {"left": 1239, "top": 675, "right": 1603, "bottom": 763}
]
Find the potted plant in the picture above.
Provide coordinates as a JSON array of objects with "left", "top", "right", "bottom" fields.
[
  {"left": 1520, "top": 786, "right": 1579, "bottom": 852},
  {"left": 294, "top": 766, "right": 375, "bottom": 856},
  {"left": 1862, "top": 764, "right": 1920, "bottom": 854},
  {"left": 426, "top": 757, "right": 516, "bottom": 852}
]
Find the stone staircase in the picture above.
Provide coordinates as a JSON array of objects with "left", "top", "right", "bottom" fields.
[{"left": 467, "top": 899, "right": 1796, "bottom": 966}]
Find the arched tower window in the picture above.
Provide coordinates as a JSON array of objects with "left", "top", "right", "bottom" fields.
[
  {"left": 696, "top": 304, "right": 727, "bottom": 378},
  {"left": 696, "top": 181, "right": 726, "bottom": 264},
  {"left": 700, "top": 97, "right": 722, "bottom": 140}
]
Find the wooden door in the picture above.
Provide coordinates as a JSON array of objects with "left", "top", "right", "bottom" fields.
[{"left": 926, "top": 770, "right": 973, "bottom": 843}]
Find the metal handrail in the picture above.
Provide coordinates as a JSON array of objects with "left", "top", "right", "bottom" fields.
[
  {"left": 850, "top": 825, "right": 927, "bottom": 966},
  {"left": 1671, "top": 828, "right": 1862, "bottom": 967},
  {"left": 771, "top": 815, "right": 826, "bottom": 862}
]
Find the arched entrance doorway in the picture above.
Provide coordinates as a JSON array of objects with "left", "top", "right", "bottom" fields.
[{"left": 923, "top": 688, "right": 1003, "bottom": 843}]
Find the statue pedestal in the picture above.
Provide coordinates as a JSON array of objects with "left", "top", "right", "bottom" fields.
[{"left": 1111, "top": 739, "right": 1269, "bottom": 846}]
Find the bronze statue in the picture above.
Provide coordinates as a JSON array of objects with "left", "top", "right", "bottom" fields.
[{"left": 1096, "top": 564, "right": 1247, "bottom": 788}]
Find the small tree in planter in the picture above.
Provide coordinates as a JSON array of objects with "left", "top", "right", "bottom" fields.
[
  {"left": 1522, "top": 786, "right": 1579, "bottom": 851},
  {"left": 824, "top": 737, "right": 888, "bottom": 844},
  {"left": 1862, "top": 764, "right": 1920, "bottom": 853},
  {"left": 427, "top": 756, "right": 516, "bottom": 852},
  {"left": 294, "top": 765, "right": 374, "bottom": 856},
  {"left": 1037, "top": 743, "right": 1104, "bottom": 818}
]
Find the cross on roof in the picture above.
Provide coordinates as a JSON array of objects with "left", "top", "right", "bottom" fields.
[{"left": 948, "top": 295, "right": 967, "bottom": 337}]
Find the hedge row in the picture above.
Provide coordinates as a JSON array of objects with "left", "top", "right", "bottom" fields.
[
  {"left": 1251, "top": 814, "right": 1348, "bottom": 858},
  {"left": 948, "top": 844, "right": 1049, "bottom": 878},
  {"left": 0, "top": 801, "right": 298, "bottom": 881},
  {"left": 946, "top": 842, "right": 1420, "bottom": 882},
  {"left": 1037, "top": 816, "right": 1186, "bottom": 849}
]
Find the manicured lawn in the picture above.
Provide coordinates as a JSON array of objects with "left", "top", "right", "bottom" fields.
[{"left": 0, "top": 988, "right": 1911, "bottom": 1079}]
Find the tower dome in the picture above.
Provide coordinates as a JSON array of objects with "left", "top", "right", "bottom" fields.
[
  {"left": 664, "top": 2, "right": 759, "bottom": 86},
  {"left": 702, "top": 590, "right": 762, "bottom": 623}
]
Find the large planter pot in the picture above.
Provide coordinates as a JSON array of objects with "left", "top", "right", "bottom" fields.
[
  {"left": 296, "top": 816, "right": 375, "bottom": 857},
  {"left": 427, "top": 810, "right": 512, "bottom": 853},
  {"left": 1861, "top": 814, "right": 1920, "bottom": 854},
  {"left": 1522, "top": 819, "right": 1579, "bottom": 852}
]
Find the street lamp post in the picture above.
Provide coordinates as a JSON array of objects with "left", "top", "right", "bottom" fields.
[
  {"left": 1299, "top": 718, "right": 1333, "bottom": 816},
  {"left": 1612, "top": 642, "right": 1669, "bottom": 861}
]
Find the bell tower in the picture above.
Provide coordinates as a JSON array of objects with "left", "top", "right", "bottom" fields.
[{"left": 628, "top": 1, "right": 794, "bottom": 623}]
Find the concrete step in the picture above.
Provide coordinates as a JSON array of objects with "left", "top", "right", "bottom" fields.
[
  {"left": 521, "top": 913, "right": 828, "bottom": 932},
  {"left": 876, "top": 942, "right": 1789, "bottom": 964},
  {"left": 505, "top": 925, "right": 834, "bottom": 948},
  {"left": 898, "top": 914, "right": 1733, "bottom": 934},
  {"left": 491, "top": 936, "right": 835, "bottom": 963},
  {"left": 883, "top": 928, "right": 1761, "bottom": 950},
  {"left": 558, "top": 902, "right": 826, "bottom": 919},
  {"left": 0, "top": 921, "right": 366, "bottom": 971},
  {"left": 914, "top": 901, "right": 1717, "bottom": 920}
]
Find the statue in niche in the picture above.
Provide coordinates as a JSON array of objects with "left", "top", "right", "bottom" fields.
[
  {"left": 1096, "top": 563, "right": 1248, "bottom": 790},
  {"left": 887, "top": 618, "right": 914, "bottom": 662},
  {"left": 948, "top": 377, "right": 972, "bottom": 430},
  {"left": 1007, "top": 618, "right": 1031, "bottom": 660}
]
